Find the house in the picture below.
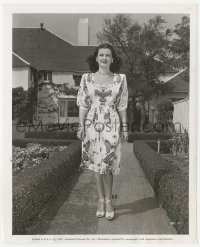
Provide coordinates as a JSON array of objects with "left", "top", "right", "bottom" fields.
[
  {"left": 173, "top": 95, "right": 189, "bottom": 132},
  {"left": 148, "top": 68, "right": 189, "bottom": 123},
  {"left": 13, "top": 22, "right": 189, "bottom": 127},
  {"left": 12, "top": 52, "right": 33, "bottom": 90},
  {"left": 12, "top": 21, "right": 96, "bottom": 125}
]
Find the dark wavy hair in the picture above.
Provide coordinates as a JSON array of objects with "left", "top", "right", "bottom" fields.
[{"left": 86, "top": 43, "right": 122, "bottom": 73}]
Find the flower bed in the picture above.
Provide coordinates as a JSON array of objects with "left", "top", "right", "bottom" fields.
[
  {"left": 13, "top": 141, "right": 82, "bottom": 235},
  {"left": 12, "top": 143, "right": 68, "bottom": 173}
]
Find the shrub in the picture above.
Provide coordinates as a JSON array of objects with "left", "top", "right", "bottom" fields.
[
  {"left": 134, "top": 140, "right": 189, "bottom": 234},
  {"left": 12, "top": 138, "right": 73, "bottom": 148},
  {"left": 169, "top": 128, "right": 189, "bottom": 155},
  {"left": 157, "top": 100, "right": 174, "bottom": 125},
  {"left": 13, "top": 141, "right": 82, "bottom": 234},
  {"left": 158, "top": 171, "right": 189, "bottom": 234},
  {"left": 128, "top": 132, "right": 172, "bottom": 142},
  {"left": 134, "top": 141, "right": 174, "bottom": 193},
  {"left": 146, "top": 140, "right": 171, "bottom": 153},
  {"left": 12, "top": 143, "right": 68, "bottom": 172},
  {"left": 25, "top": 131, "right": 78, "bottom": 140}
]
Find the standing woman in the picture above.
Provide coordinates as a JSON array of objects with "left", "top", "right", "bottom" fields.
[{"left": 76, "top": 43, "right": 128, "bottom": 220}]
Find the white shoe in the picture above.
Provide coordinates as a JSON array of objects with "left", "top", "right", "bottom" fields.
[
  {"left": 105, "top": 198, "right": 115, "bottom": 220},
  {"left": 96, "top": 198, "right": 105, "bottom": 218}
]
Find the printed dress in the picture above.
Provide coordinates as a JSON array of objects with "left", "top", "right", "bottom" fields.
[{"left": 76, "top": 73, "right": 128, "bottom": 175}]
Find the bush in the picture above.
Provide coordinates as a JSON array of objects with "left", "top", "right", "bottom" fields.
[
  {"left": 13, "top": 140, "right": 82, "bottom": 234},
  {"left": 25, "top": 131, "right": 78, "bottom": 140},
  {"left": 128, "top": 132, "right": 172, "bottom": 142},
  {"left": 134, "top": 140, "right": 189, "bottom": 234},
  {"left": 158, "top": 171, "right": 189, "bottom": 234},
  {"left": 169, "top": 129, "right": 189, "bottom": 156},
  {"left": 134, "top": 141, "right": 174, "bottom": 193},
  {"left": 157, "top": 100, "right": 174, "bottom": 124},
  {"left": 12, "top": 143, "right": 68, "bottom": 172},
  {"left": 12, "top": 138, "right": 73, "bottom": 148},
  {"left": 146, "top": 140, "right": 171, "bottom": 153}
]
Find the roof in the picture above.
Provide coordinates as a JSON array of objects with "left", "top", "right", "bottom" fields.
[
  {"left": 158, "top": 69, "right": 189, "bottom": 92},
  {"left": 173, "top": 94, "right": 189, "bottom": 104},
  {"left": 12, "top": 28, "right": 96, "bottom": 72},
  {"left": 12, "top": 27, "right": 179, "bottom": 77},
  {"left": 12, "top": 52, "right": 30, "bottom": 67},
  {"left": 158, "top": 68, "right": 186, "bottom": 83},
  {"left": 58, "top": 95, "right": 77, "bottom": 99}
]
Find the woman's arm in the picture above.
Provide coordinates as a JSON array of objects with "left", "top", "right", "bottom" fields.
[
  {"left": 118, "top": 109, "right": 128, "bottom": 132},
  {"left": 79, "top": 108, "right": 89, "bottom": 129}
]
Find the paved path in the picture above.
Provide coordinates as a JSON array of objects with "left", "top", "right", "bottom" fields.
[{"left": 26, "top": 143, "right": 176, "bottom": 235}]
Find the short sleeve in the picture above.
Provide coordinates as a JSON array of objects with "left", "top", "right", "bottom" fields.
[
  {"left": 117, "top": 74, "right": 128, "bottom": 111},
  {"left": 76, "top": 74, "right": 91, "bottom": 110}
]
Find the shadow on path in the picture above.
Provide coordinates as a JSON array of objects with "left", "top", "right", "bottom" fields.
[{"left": 113, "top": 197, "right": 159, "bottom": 221}]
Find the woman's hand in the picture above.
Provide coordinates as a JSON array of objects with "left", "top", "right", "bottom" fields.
[
  {"left": 121, "top": 131, "right": 129, "bottom": 143},
  {"left": 77, "top": 126, "right": 86, "bottom": 141}
]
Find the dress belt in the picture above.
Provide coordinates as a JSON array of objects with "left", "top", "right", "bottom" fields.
[{"left": 89, "top": 105, "right": 118, "bottom": 112}]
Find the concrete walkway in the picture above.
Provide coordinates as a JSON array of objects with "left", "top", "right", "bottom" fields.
[{"left": 26, "top": 143, "right": 176, "bottom": 235}]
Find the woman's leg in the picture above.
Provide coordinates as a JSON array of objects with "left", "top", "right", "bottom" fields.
[
  {"left": 94, "top": 172, "right": 105, "bottom": 212},
  {"left": 102, "top": 174, "right": 114, "bottom": 213}
]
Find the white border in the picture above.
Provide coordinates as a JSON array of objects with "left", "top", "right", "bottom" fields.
[{"left": 1, "top": 1, "right": 198, "bottom": 245}]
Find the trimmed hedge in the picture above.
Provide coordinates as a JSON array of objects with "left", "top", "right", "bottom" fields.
[
  {"left": 13, "top": 140, "right": 82, "bottom": 234},
  {"left": 158, "top": 171, "right": 189, "bottom": 234},
  {"left": 25, "top": 131, "right": 172, "bottom": 142},
  {"left": 128, "top": 132, "right": 172, "bottom": 142},
  {"left": 146, "top": 140, "right": 171, "bottom": 154},
  {"left": 12, "top": 138, "right": 76, "bottom": 148},
  {"left": 134, "top": 140, "right": 189, "bottom": 234},
  {"left": 134, "top": 141, "right": 175, "bottom": 193},
  {"left": 25, "top": 131, "right": 78, "bottom": 140}
]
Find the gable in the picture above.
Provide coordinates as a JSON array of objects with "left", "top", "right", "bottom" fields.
[{"left": 12, "top": 28, "right": 96, "bottom": 72}]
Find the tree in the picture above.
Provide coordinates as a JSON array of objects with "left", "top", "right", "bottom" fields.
[
  {"left": 97, "top": 14, "right": 173, "bottom": 100},
  {"left": 157, "top": 100, "right": 174, "bottom": 124},
  {"left": 168, "top": 16, "right": 190, "bottom": 81},
  {"left": 12, "top": 87, "right": 27, "bottom": 120},
  {"left": 12, "top": 85, "right": 38, "bottom": 122},
  {"left": 170, "top": 16, "right": 189, "bottom": 69}
]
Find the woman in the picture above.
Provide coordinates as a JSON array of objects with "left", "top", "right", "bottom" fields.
[{"left": 76, "top": 43, "right": 128, "bottom": 220}]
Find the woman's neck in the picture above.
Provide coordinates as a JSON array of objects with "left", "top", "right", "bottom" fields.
[{"left": 97, "top": 68, "right": 111, "bottom": 75}]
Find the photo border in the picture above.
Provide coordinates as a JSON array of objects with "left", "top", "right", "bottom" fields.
[{"left": 1, "top": 1, "right": 198, "bottom": 245}]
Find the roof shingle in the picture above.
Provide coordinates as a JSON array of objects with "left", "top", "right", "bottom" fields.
[{"left": 12, "top": 28, "right": 96, "bottom": 72}]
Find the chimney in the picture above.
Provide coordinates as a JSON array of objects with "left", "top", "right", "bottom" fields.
[
  {"left": 78, "top": 18, "right": 89, "bottom": 45},
  {"left": 40, "top": 23, "right": 44, "bottom": 30}
]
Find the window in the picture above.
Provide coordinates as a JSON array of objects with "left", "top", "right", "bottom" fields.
[
  {"left": 60, "top": 101, "right": 65, "bottom": 117},
  {"left": 73, "top": 75, "right": 82, "bottom": 87},
  {"left": 40, "top": 71, "right": 52, "bottom": 82},
  {"left": 67, "top": 99, "right": 79, "bottom": 117}
]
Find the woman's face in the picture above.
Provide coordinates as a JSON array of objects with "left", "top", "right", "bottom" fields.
[{"left": 96, "top": 48, "right": 113, "bottom": 69}]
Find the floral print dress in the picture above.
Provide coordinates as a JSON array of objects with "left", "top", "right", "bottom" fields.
[{"left": 76, "top": 73, "right": 128, "bottom": 175}]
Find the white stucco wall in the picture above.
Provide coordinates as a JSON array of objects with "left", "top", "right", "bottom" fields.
[
  {"left": 52, "top": 72, "right": 75, "bottom": 86},
  {"left": 12, "top": 67, "right": 31, "bottom": 90},
  {"left": 149, "top": 92, "right": 188, "bottom": 123},
  {"left": 173, "top": 98, "right": 189, "bottom": 132}
]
